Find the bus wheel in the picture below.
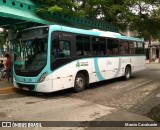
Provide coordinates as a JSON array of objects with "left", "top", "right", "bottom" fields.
[
  {"left": 74, "top": 73, "right": 86, "bottom": 92},
  {"left": 124, "top": 66, "right": 131, "bottom": 80}
]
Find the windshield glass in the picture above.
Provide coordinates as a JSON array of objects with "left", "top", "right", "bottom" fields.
[{"left": 14, "top": 37, "right": 48, "bottom": 71}]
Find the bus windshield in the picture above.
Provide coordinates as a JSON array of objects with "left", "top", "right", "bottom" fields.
[{"left": 14, "top": 37, "right": 48, "bottom": 71}]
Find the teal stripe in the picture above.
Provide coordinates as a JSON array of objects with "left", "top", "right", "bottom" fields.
[
  {"left": 114, "top": 57, "right": 121, "bottom": 77},
  {"left": 94, "top": 58, "right": 105, "bottom": 81},
  {"left": 15, "top": 61, "right": 25, "bottom": 65}
]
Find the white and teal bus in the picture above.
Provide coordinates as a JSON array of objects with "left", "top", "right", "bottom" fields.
[{"left": 13, "top": 25, "right": 145, "bottom": 93}]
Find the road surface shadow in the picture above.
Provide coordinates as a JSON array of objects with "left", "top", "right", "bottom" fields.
[
  {"left": 15, "top": 75, "right": 139, "bottom": 99},
  {"left": 146, "top": 104, "right": 160, "bottom": 122}
]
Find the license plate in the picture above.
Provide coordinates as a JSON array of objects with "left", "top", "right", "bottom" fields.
[{"left": 22, "top": 87, "right": 29, "bottom": 91}]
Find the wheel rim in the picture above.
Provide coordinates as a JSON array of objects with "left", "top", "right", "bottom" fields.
[{"left": 75, "top": 77, "right": 84, "bottom": 89}]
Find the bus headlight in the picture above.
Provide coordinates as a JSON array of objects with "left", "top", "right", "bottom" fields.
[{"left": 38, "top": 72, "right": 47, "bottom": 83}]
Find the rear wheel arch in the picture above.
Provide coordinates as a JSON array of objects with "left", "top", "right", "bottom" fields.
[{"left": 124, "top": 64, "right": 132, "bottom": 80}]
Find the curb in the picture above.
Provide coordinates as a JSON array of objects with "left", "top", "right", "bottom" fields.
[
  {"left": 0, "top": 86, "right": 19, "bottom": 94},
  {"left": 145, "top": 62, "right": 160, "bottom": 64}
]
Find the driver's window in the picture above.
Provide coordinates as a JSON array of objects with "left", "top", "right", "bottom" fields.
[{"left": 51, "top": 39, "right": 71, "bottom": 60}]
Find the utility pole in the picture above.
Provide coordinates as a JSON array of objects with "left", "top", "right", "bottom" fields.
[
  {"left": 159, "top": 46, "right": 160, "bottom": 63},
  {"left": 149, "top": 35, "right": 152, "bottom": 63}
]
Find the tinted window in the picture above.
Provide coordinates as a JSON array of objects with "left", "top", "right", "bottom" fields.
[
  {"left": 51, "top": 40, "right": 71, "bottom": 60},
  {"left": 76, "top": 35, "right": 91, "bottom": 56},
  {"left": 137, "top": 42, "right": 144, "bottom": 54},
  {"left": 107, "top": 39, "right": 119, "bottom": 55},
  {"left": 92, "top": 37, "right": 100, "bottom": 55},
  {"left": 129, "top": 41, "right": 137, "bottom": 54},
  {"left": 91, "top": 37, "right": 106, "bottom": 56},
  {"left": 119, "top": 41, "right": 129, "bottom": 55},
  {"left": 99, "top": 38, "right": 106, "bottom": 55}
]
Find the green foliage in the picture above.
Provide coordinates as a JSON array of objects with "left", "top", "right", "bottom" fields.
[
  {"left": 0, "top": 30, "right": 8, "bottom": 49},
  {"left": 33, "top": 0, "right": 82, "bottom": 16},
  {"left": 126, "top": 0, "right": 160, "bottom": 40},
  {"left": 32, "top": 0, "right": 160, "bottom": 40}
]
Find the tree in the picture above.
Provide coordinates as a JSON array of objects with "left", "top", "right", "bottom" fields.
[
  {"left": 32, "top": 0, "right": 84, "bottom": 17},
  {"left": 126, "top": 0, "right": 160, "bottom": 37},
  {"left": 32, "top": 0, "right": 160, "bottom": 39},
  {"left": 0, "top": 29, "right": 8, "bottom": 51}
]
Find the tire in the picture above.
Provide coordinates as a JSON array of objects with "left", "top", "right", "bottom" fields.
[
  {"left": 74, "top": 73, "right": 86, "bottom": 92},
  {"left": 124, "top": 66, "right": 131, "bottom": 80}
]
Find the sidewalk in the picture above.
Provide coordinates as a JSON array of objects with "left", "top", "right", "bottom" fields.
[
  {"left": 0, "top": 77, "right": 18, "bottom": 94},
  {"left": 145, "top": 60, "right": 160, "bottom": 64}
]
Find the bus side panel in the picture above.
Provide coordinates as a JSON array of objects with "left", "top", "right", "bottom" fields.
[
  {"left": 90, "top": 57, "right": 120, "bottom": 83},
  {"left": 131, "top": 56, "right": 145, "bottom": 73},
  {"left": 51, "top": 61, "right": 76, "bottom": 92},
  {"left": 90, "top": 58, "right": 106, "bottom": 83},
  {"left": 74, "top": 58, "right": 92, "bottom": 84},
  {"left": 105, "top": 57, "right": 120, "bottom": 79},
  {"left": 51, "top": 58, "right": 92, "bottom": 92},
  {"left": 120, "top": 56, "right": 132, "bottom": 77},
  {"left": 130, "top": 56, "right": 137, "bottom": 73},
  {"left": 50, "top": 56, "right": 145, "bottom": 92},
  {"left": 137, "top": 56, "right": 145, "bottom": 71}
]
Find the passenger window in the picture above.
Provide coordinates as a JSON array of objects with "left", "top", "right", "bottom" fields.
[
  {"left": 92, "top": 37, "right": 100, "bottom": 55},
  {"left": 137, "top": 42, "right": 144, "bottom": 54},
  {"left": 119, "top": 41, "right": 129, "bottom": 55},
  {"left": 129, "top": 41, "right": 137, "bottom": 54},
  {"left": 91, "top": 37, "right": 106, "bottom": 56},
  {"left": 76, "top": 35, "right": 91, "bottom": 56},
  {"left": 107, "top": 39, "right": 119, "bottom": 55},
  {"left": 100, "top": 38, "right": 106, "bottom": 55},
  {"left": 83, "top": 36, "right": 91, "bottom": 56},
  {"left": 76, "top": 35, "right": 83, "bottom": 55}
]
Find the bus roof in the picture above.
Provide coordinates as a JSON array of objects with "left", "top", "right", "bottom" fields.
[{"left": 50, "top": 25, "right": 144, "bottom": 42}]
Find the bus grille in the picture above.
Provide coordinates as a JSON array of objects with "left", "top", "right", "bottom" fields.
[{"left": 17, "top": 83, "right": 35, "bottom": 90}]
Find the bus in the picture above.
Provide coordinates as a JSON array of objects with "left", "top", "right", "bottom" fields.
[{"left": 13, "top": 25, "right": 145, "bottom": 93}]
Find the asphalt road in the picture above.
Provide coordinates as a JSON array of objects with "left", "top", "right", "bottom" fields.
[
  {"left": 0, "top": 63, "right": 160, "bottom": 128},
  {"left": 71, "top": 64, "right": 160, "bottom": 121}
]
